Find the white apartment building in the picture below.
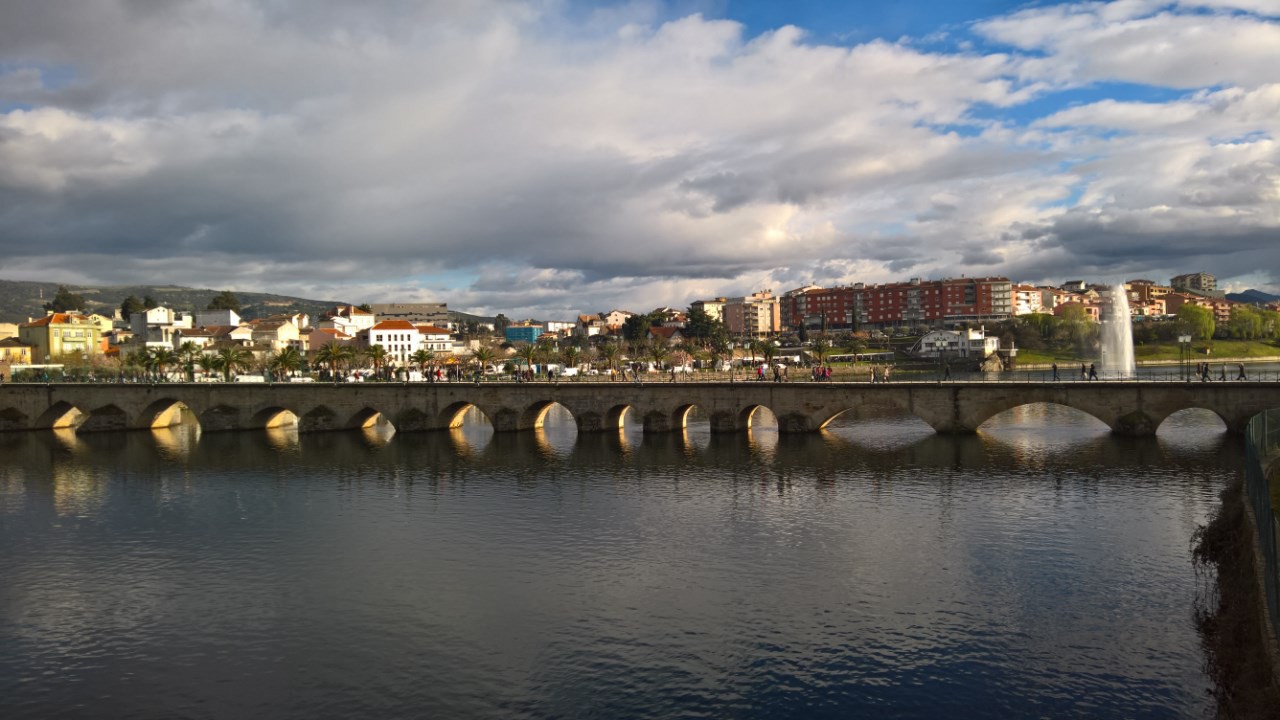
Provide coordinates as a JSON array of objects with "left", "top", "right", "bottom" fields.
[{"left": 365, "top": 320, "right": 420, "bottom": 364}]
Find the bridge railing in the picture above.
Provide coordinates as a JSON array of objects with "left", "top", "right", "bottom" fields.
[{"left": 1244, "top": 408, "right": 1280, "bottom": 647}]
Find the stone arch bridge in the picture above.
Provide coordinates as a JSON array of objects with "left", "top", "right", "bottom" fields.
[{"left": 0, "top": 381, "right": 1275, "bottom": 436}]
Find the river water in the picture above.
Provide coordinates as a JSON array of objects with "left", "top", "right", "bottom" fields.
[{"left": 0, "top": 404, "right": 1234, "bottom": 719}]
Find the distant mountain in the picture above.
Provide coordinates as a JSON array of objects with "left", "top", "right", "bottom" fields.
[
  {"left": 1226, "top": 289, "right": 1280, "bottom": 305},
  {"left": 0, "top": 278, "right": 350, "bottom": 324}
]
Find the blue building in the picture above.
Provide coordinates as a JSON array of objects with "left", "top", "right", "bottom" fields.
[{"left": 504, "top": 324, "right": 543, "bottom": 344}]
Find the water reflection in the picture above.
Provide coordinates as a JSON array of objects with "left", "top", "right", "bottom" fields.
[{"left": 0, "top": 403, "right": 1239, "bottom": 720}]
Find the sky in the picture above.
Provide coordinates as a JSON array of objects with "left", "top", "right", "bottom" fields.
[{"left": 0, "top": 0, "right": 1278, "bottom": 318}]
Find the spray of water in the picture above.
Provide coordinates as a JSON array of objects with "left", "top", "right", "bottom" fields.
[{"left": 1100, "top": 284, "right": 1137, "bottom": 378}]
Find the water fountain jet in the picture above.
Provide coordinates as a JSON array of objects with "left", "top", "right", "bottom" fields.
[{"left": 1099, "top": 283, "right": 1136, "bottom": 378}]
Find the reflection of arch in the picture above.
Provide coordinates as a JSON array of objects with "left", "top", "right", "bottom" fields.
[
  {"left": 139, "top": 398, "right": 190, "bottom": 429},
  {"left": 36, "top": 401, "right": 87, "bottom": 430},
  {"left": 0, "top": 407, "right": 29, "bottom": 431},
  {"left": 1156, "top": 407, "right": 1229, "bottom": 433},
  {"left": 977, "top": 402, "right": 1108, "bottom": 431},
  {"left": 79, "top": 404, "right": 129, "bottom": 433},
  {"left": 250, "top": 407, "right": 297, "bottom": 429}
]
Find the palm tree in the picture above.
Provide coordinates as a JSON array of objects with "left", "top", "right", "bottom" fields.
[
  {"left": 268, "top": 346, "right": 304, "bottom": 380},
  {"left": 470, "top": 346, "right": 496, "bottom": 380},
  {"left": 314, "top": 341, "right": 355, "bottom": 380},
  {"left": 561, "top": 345, "right": 582, "bottom": 374},
  {"left": 124, "top": 348, "right": 148, "bottom": 380},
  {"left": 177, "top": 341, "right": 201, "bottom": 382},
  {"left": 147, "top": 347, "right": 179, "bottom": 381},
  {"left": 515, "top": 343, "right": 539, "bottom": 375},
  {"left": 214, "top": 346, "right": 253, "bottom": 381},
  {"left": 410, "top": 348, "right": 436, "bottom": 379},
  {"left": 364, "top": 345, "right": 390, "bottom": 381},
  {"left": 199, "top": 352, "right": 221, "bottom": 380},
  {"left": 598, "top": 342, "right": 621, "bottom": 377},
  {"left": 760, "top": 340, "right": 777, "bottom": 367}
]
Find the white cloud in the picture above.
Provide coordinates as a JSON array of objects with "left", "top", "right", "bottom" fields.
[{"left": 0, "top": 0, "right": 1277, "bottom": 315}]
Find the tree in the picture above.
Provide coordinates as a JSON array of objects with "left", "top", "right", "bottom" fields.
[
  {"left": 1177, "top": 304, "right": 1215, "bottom": 342},
  {"left": 177, "top": 341, "right": 202, "bottom": 381},
  {"left": 207, "top": 290, "right": 241, "bottom": 311},
  {"left": 470, "top": 346, "right": 496, "bottom": 376},
  {"left": 146, "top": 347, "right": 179, "bottom": 381},
  {"left": 143, "top": 295, "right": 158, "bottom": 310},
  {"left": 810, "top": 336, "right": 832, "bottom": 366},
  {"left": 561, "top": 345, "right": 582, "bottom": 372},
  {"left": 214, "top": 346, "right": 253, "bottom": 381},
  {"left": 120, "top": 295, "right": 146, "bottom": 318},
  {"left": 494, "top": 314, "right": 511, "bottom": 333},
  {"left": 44, "top": 285, "right": 85, "bottom": 313},
  {"left": 1228, "top": 305, "right": 1264, "bottom": 340},
  {"left": 598, "top": 342, "right": 621, "bottom": 375},
  {"left": 410, "top": 348, "right": 436, "bottom": 377},
  {"left": 515, "top": 343, "right": 540, "bottom": 373},
  {"left": 356, "top": 303, "right": 373, "bottom": 313},
  {"left": 622, "top": 313, "right": 655, "bottom": 341},
  {"left": 268, "top": 347, "right": 305, "bottom": 379},
  {"left": 314, "top": 342, "right": 355, "bottom": 379},
  {"left": 364, "top": 345, "right": 390, "bottom": 380}
]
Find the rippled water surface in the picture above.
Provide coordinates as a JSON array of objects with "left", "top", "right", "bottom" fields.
[{"left": 0, "top": 405, "right": 1236, "bottom": 719}]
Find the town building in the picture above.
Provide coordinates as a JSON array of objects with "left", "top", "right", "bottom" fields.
[
  {"left": 130, "top": 306, "right": 194, "bottom": 349},
  {"left": 194, "top": 309, "right": 241, "bottom": 328},
  {"left": 0, "top": 337, "right": 34, "bottom": 364},
  {"left": 505, "top": 323, "right": 544, "bottom": 344},
  {"left": 575, "top": 314, "right": 606, "bottom": 337},
  {"left": 1170, "top": 272, "right": 1217, "bottom": 295},
  {"left": 365, "top": 320, "right": 421, "bottom": 364},
  {"left": 368, "top": 303, "right": 451, "bottom": 329},
  {"left": 18, "top": 312, "right": 105, "bottom": 361},
  {"left": 415, "top": 326, "right": 453, "bottom": 355},
  {"left": 911, "top": 328, "right": 1001, "bottom": 359},
  {"left": 690, "top": 298, "right": 727, "bottom": 323},
  {"left": 723, "top": 290, "right": 781, "bottom": 338},
  {"left": 1013, "top": 285, "right": 1043, "bottom": 315},
  {"left": 780, "top": 277, "right": 1013, "bottom": 330}
]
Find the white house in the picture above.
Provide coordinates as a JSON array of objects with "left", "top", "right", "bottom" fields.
[
  {"left": 912, "top": 328, "right": 1001, "bottom": 359},
  {"left": 365, "top": 320, "right": 420, "bottom": 364},
  {"left": 130, "top": 306, "right": 194, "bottom": 349},
  {"left": 194, "top": 309, "right": 241, "bottom": 328},
  {"left": 415, "top": 325, "right": 453, "bottom": 355}
]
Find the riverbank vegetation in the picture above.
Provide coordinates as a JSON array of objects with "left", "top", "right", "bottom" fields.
[{"left": 1192, "top": 479, "right": 1280, "bottom": 719}]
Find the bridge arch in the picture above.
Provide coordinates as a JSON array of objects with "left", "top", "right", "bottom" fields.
[
  {"left": 139, "top": 398, "right": 193, "bottom": 429},
  {"left": 78, "top": 404, "right": 130, "bottom": 433},
  {"left": 299, "top": 405, "right": 339, "bottom": 432},
  {"left": 0, "top": 407, "right": 29, "bottom": 431},
  {"left": 36, "top": 401, "right": 87, "bottom": 430},
  {"left": 1156, "top": 407, "right": 1228, "bottom": 434},
  {"left": 251, "top": 407, "right": 298, "bottom": 429},
  {"left": 439, "top": 401, "right": 493, "bottom": 430},
  {"left": 346, "top": 407, "right": 384, "bottom": 430}
]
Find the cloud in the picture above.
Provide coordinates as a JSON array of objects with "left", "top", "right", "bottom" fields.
[{"left": 0, "top": 0, "right": 1277, "bottom": 316}]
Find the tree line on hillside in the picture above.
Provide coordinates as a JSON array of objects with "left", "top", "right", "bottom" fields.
[{"left": 43, "top": 286, "right": 244, "bottom": 316}]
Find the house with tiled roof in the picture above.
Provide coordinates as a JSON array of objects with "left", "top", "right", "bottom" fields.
[
  {"left": 365, "top": 320, "right": 420, "bottom": 364},
  {"left": 415, "top": 325, "right": 453, "bottom": 354},
  {"left": 18, "top": 312, "right": 104, "bottom": 361}
]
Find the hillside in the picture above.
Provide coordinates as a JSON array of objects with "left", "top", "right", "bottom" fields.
[
  {"left": 0, "top": 278, "right": 350, "bottom": 323},
  {"left": 1226, "top": 288, "right": 1280, "bottom": 305}
]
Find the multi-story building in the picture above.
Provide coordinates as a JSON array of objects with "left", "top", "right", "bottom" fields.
[
  {"left": 415, "top": 326, "right": 453, "bottom": 355},
  {"left": 18, "top": 312, "right": 105, "bottom": 361},
  {"left": 782, "top": 285, "right": 855, "bottom": 330},
  {"left": 690, "top": 298, "right": 727, "bottom": 323},
  {"left": 1170, "top": 272, "right": 1217, "bottom": 295},
  {"left": 1013, "top": 285, "right": 1043, "bottom": 315},
  {"left": 368, "top": 303, "right": 451, "bottom": 329},
  {"left": 130, "top": 306, "right": 194, "bottom": 349},
  {"left": 780, "top": 277, "right": 1013, "bottom": 330},
  {"left": 723, "top": 290, "right": 781, "bottom": 338},
  {"left": 505, "top": 323, "right": 544, "bottom": 344},
  {"left": 365, "top": 320, "right": 421, "bottom": 364},
  {"left": 0, "top": 337, "right": 33, "bottom": 365}
]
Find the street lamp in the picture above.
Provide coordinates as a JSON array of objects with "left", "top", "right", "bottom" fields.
[{"left": 1178, "top": 334, "right": 1192, "bottom": 381}]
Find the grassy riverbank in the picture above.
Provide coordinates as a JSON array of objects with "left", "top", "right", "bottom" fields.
[{"left": 1015, "top": 339, "right": 1280, "bottom": 366}]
